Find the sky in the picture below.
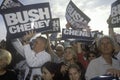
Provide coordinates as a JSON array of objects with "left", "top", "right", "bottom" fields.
[{"left": 0, "top": 0, "right": 118, "bottom": 41}]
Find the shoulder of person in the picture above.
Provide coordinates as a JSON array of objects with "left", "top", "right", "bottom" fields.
[
  {"left": 6, "top": 69, "right": 17, "bottom": 75},
  {"left": 88, "top": 56, "right": 101, "bottom": 65}
]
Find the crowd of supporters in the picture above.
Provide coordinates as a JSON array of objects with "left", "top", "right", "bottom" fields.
[{"left": 0, "top": 31, "right": 120, "bottom": 80}]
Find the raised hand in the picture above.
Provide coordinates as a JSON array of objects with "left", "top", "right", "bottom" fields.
[{"left": 22, "top": 30, "right": 36, "bottom": 44}]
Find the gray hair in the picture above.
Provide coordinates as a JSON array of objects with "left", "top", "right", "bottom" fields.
[
  {"left": 97, "top": 36, "right": 115, "bottom": 50},
  {"left": 0, "top": 49, "right": 12, "bottom": 65}
]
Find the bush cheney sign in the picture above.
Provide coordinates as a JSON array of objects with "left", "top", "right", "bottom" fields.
[
  {"left": 42, "top": 18, "right": 60, "bottom": 34},
  {"left": 110, "top": 0, "right": 120, "bottom": 27},
  {"left": 65, "top": 1, "right": 90, "bottom": 30},
  {"left": 0, "top": 2, "right": 52, "bottom": 39},
  {"left": 62, "top": 29, "right": 99, "bottom": 41},
  {"left": 62, "top": 29, "right": 103, "bottom": 41},
  {"left": 50, "top": 18, "right": 60, "bottom": 33},
  {"left": 0, "top": 0, "right": 23, "bottom": 9}
]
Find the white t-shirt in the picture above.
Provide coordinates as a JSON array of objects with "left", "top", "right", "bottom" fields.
[
  {"left": 12, "top": 39, "right": 51, "bottom": 80},
  {"left": 24, "top": 45, "right": 51, "bottom": 80},
  {"left": 85, "top": 56, "right": 120, "bottom": 80}
]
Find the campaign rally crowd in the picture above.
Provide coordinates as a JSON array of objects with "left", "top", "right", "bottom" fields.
[
  {"left": 0, "top": 29, "right": 120, "bottom": 80},
  {"left": 0, "top": 0, "right": 120, "bottom": 80}
]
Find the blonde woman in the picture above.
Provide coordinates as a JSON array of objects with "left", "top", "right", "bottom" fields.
[
  {"left": 0, "top": 49, "right": 18, "bottom": 80},
  {"left": 60, "top": 47, "right": 85, "bottom": 80}
]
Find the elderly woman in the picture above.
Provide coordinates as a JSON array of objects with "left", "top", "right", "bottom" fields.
[
  {"left": 85, "top": 36, "right": 120, "bottom": 80},
  {"left": 0, "top": 49, "right": 18, "bottom": 80}
]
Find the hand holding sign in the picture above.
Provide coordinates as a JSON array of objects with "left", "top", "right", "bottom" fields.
[
  {"left": 22, "top": 30, "right": 36, "bottom": 44},
  {"left": 107, "top": 68, "right": 120, "bottom": 77}
]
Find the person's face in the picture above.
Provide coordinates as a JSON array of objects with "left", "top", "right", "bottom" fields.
[
  {"left": 88, "top": 53, "right": 96, "bottom": 62},
  {"left": 33, "top": 38, "right": 44, "bottom": 53},
  {"left": 99, "top": 38, "right": 114, "bottom": 55},
  {"left": 42, "top": 67, "right": 54, "bottom": 80},
  {"left": 64, "top": 48, "right": 73, "bottom": 61},
  {"left": 69, "top": 68, "right": 81, "bottom": 80},
  {"left": 55, "top": 46, "right": 64, "bottom": 57}
]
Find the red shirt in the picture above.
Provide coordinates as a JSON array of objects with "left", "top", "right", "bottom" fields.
[{"left": 77, "top": 53, "right": 88, "bottom": 69}]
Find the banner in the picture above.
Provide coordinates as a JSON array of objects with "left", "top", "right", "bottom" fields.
[
  {"left": 91, "top": 30, "right": 103, "bottom": 38},
  {"left": 110, "top": 0, "right": 120, "bottom": 27},
  {"left": 0, "top": 2, "right": 52, "bottom": 39},
  {"left": 62, "top": 29, "right": 94, "bottom": 41},
  {"left": 65, "top": 1, "right": 90, "bottom": 30},
  {"left": 0, "top": 0, "right": 23, "bottom": 10},
  {"left": 50, "top": 33, "right": 58, "bottom": 41},
  {"left": 115, "top": 33, "right": 120, "bottom": 44},
  {"left": 42, "top": 18, "right": 60, "bottom": 34}
]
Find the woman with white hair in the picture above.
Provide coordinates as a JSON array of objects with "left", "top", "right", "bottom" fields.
[
  {"left": 85, "top": 36, "right": 120, "bottom": 80},
  {"left": 0, "top": 49, "right": 18, "bottom": 80}
]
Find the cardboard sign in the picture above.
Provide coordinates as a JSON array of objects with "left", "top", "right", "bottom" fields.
[
  {"left": 42, "top": 18, "right": 60, "bottom": 34},
  {"left": 0, "top": 0, "right": 23, "bottom": 10},
  {"left": 49, "top": 18, "right": 60, "bottom": 33},
  {"left": 110, "top": 0, "right": 120, "bottom": 27},
  {"left": 65, "top": 1, "right": 90, "bottom": 29},
  {"left": 0, "top": 2, "right": 52, "bottom": 39},
  {"left": 62, "top": 29, "right": 94, "bottom": 41},
  {"left": 116, "top": 33, "right": 120, "bottom": 44},
  {"left": 50, "top": 33, "right": 58, "bottom": 41},
  {"left": 91, "top": 30, "right": 103, "bottom": 38}
]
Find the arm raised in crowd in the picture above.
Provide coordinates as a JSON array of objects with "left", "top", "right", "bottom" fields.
[
  {"left": 76, "top": 42, "right": 88, "bottom": 69},
  {"left": 77, "top": 42, "right": 82, "bottom": 53},
  {"left": 23, "top": 31, "right": 51, "bottom": 67},
  {"left": 11, "top": 30, "right": 36, "bottom": 57},
  {"left": 45, "top": 33, "right": 54, "bottom": 54},
  {"left": 22, "top": 30, "right": 36, "bottom": 45}
]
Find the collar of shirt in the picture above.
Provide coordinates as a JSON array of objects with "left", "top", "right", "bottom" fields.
[
  {"left": 99, "top": 56, "right": 119, "bottom": 66},
  {"left": 35, "top": 50, "right": 45, "bottom": 56}
]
